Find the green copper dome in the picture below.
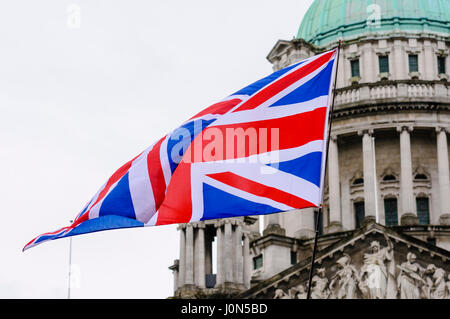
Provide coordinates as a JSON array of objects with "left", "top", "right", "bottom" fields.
[{"left": 297, "top": 0, "right": 450, "bottom": 46}]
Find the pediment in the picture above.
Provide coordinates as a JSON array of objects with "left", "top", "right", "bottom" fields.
[
  {"left": 240, "top": 222, "right": 450, "bottom": 299},
  {"left": 266, "top": 38, "right": 316, "bottom": 62},
  {"left": 266, "top": 40, "right": 292, "bottom": 61}
]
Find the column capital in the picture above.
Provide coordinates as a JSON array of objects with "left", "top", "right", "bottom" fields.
[
  {"left": 185, "top": 223, "right": 194, "bottom": 229},
  {"left": 177, "top": 224, "right": 187, "bottom": 231},
  {"left": 214, "top": 218, "right": 239, "bottom": 228},
  {"left": 191, "top": 222, "right": 206, "bottom": 229},
  {"left": 357, "top": 128, "right": 374, "bottom": 136},
  {"left": 330, "top": 134, "right": 339, "bottom": 142},
  {"left": 435, "top": 126, "right": 449, "bottom": 134},
  {"left": 396, "top": 125, "right": 414, "bottom": 133},
  {"left": 213, "top": 220, "right": 222, "bottom": 228}
]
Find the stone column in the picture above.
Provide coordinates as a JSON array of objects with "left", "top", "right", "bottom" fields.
[
  {"left": 398, "top": 126, "right": 418, "bottom": 225},
  {"left": 224, "top": 221, "right": 233, "bottom": 283},
  {"left": 178, "top": 226, "right": 186, "bottom": 288},
  {"left": 234, "top": 224, "right": 244, "bottom": 285},
  {"left": 327, "top": 135, "right": 342, "bottom": 232},
  {"left": 242, "top": 234, "right": 251, "bottom": 289},
  {"left": 437, "top": 128, "right": 450, "bottom": 224},
  {"left": 361, "top": 130, "right": 376, "bottom": 221},
  {"left": 293, "top": 208, "right": 315, "bottom": 239},
  {"left": 194, "top": 225, "right": 206, "bottom": 288},
  {"left": 423, "top": 40, "right": 435, "bottom": 80},
  {"left": 393, "top": 40, "right": 406, "bottom": 80},
  {"left": 184, "top": 224, "right": 194, "bottom": 286},
  {"left": 362, "top": 43, "right": 376, "bottom": 82}
]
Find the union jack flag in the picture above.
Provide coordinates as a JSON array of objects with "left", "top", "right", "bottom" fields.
[{"left": 23, "top": 49, "right": 338, "bottom": 251}]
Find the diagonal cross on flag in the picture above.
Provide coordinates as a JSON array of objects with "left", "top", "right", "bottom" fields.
[{"left": 24, "top": 49, "right": 338, "bottom": 251}]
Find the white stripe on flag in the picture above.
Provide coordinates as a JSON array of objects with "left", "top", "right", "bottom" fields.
[
  {"left": 160, "top": 136, "right": 172, "bottom": 189},
  {"left": 129, "top": 147, "right": 156, "bottom": 224},
  {"left": 209, "top": 95, "right": 328, "bottom": 127},
  {"left": 145, "top": 211, "right": 159, "bottom": 226}
]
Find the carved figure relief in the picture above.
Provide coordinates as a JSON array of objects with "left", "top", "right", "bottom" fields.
[
  {"left": 272, "top": 233, "right": 450, "bottom": 299},
  {"left": 421, "top": 264, "right": 437, "bottom": 299},
  {"left": 310, "top": 268, "right": 330, "bottom": 299},
  {"left": 397, "top": 253, "right": 425, "bottom": 299},
  {"left": 295, "top": 284, "right": 308, "bottom": 299},
  {"left": 329, "top": 254, "right": 359, "bottom": 299},
  {"left": 430, "top": 268, "right": 447, "bottom": 299},
  {"left": 273, "top": 288, "right": 290, "bottom": 299},
  {"left": 359, "top": 235, "right": 396, "bottom": 299}
]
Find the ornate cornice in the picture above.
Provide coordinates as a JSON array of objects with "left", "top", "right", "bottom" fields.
[
  {"left": 332, "top": 101, "right": 450, "bottom": 120},
  {"left": 335, "top": 79, "right": 450, "bottom": 93}
]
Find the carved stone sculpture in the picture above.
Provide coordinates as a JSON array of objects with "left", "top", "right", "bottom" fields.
[
  {"left": 329, "top": 254, "right": 359, "bottom": 299},
  {"left": 397, "top": 253, "right": 425, "bottom": 299},
  {"left": 273, "top": 288, "right": 290, "bottom": 299},
  {"left": 296, "top": 284, "right": 308, "bottom": 299},
  {"left": 271, "top": 236, "right": 450, "bottom": 299},
  {"left": 359, "top": 236, "right": 396, "bottom": 299},
  {"left": 288, "top": 287, "right": 298, "bottom": 299},
  {"left": 421, "top": 264, "right": 437, "bottom": 299},
  {"left": 430, "top": 268, "right": 447, "bottom": 299},
  {"left": 310, "top": 268, "right": 330, "bottom": 299}
]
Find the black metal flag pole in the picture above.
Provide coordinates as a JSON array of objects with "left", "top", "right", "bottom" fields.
[{"left": 306, "top": 41, "right": 341, "bottom": 299}]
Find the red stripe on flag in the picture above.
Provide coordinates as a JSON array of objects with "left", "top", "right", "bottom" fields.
[
  {"left": 156, "top": 161, "right": 193, "bottom": 225},
  {"left": 206, "top": 172, "right": 316, "bottom": 209},
  {"left": 189, "top": 98, "right": 242, "bottom": 120},
  {"left": 147, "top": 137, "right": 167, "bottom": 211},
  {"left": 233, "top": 51, "right": 334, "bottom": 112},
  {"left": 197, "top": 107, "right": 327, "bottom": 162}
]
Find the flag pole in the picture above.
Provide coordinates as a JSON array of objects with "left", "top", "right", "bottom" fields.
[
  {"left": 67, "top": 220, "right": 73, "bottom": 299},
  {"left": 306, "top": 41, "right": 341, "bottom": 299}
]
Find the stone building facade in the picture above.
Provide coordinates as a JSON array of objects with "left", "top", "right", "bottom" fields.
[{"left": 169, "top": 0, "right": 450, "bottom": 299}]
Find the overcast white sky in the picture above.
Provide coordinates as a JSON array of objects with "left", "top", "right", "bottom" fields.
[{"left": 0, "top": 0, "right": 313, "bottom": 298}]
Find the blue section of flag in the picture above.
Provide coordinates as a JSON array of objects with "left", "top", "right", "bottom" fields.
[
  {"left": 268, "top": 152, "right": 322, "bottom": 187},
  {"left": 201, "top": 183, "right": 280, "bottom": 220},
  {"left": 33, "top": 215, "right": 144, "bottom": 246},
  {"left": 167, "top": 119, "right": 216, "bottom": 173},
  {"left": 67, "top": 215, "right": 144, "bottom": 237},
  {"left": 231, "top": 61, "right": 305, "bottom": 97},
  {"left": 99, "top": 173, "right": 136, "bottom": 219},
  {"left": 270, "top": 60, "right": 334, "bottom": 107},
  {"left": 33, "top": 230, "right": 67, "bottom": 245}
]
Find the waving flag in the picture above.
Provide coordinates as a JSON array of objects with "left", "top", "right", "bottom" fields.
[{"left": 24, "top": 49, "right": 338, "bottom": 251}]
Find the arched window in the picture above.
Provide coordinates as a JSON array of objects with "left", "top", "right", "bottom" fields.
[
  {"left": 416, "top": 197, "right": 430, "bottom": 225},
  {"left": 383, "top": 174, "right": 397, "bottom": 181},
  {"left": 414, "top": 174, "right": 428, "bottom": 181},
  {"left": 384, "top": 197, "right": 398, "bottom": 226},
  {"left": 413, "top": 167, "right": 430, "bottom": 182}
]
